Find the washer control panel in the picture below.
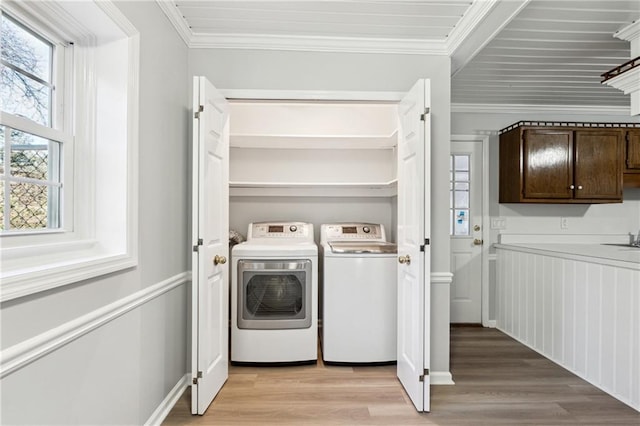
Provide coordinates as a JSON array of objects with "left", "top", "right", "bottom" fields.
[
  {"left": 248, "top": 222, "right": 312, "bottom": 240},
  {"left": 321, "top": 223, "right": 386, "bottom": 243}
]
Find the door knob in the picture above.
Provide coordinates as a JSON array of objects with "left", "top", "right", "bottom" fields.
[
  {"left": 473, "top": 239, "right": 484, "bottom": 246},
  {"left": 398, "top": 255, "right": 411, "bottom": 265},
  {"left": 214, "top": 255, "right": 227, "bottom": 265},
  {"left": 473, "top": 225, "right": 481, "bottom": 232}
]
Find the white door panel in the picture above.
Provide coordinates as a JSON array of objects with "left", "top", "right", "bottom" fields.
[
  {"left": 397, "top": 79, "right": 430, "bottom": 412},
  {"left": 450, "top": 141, "right": 482, "bottom": 323},
  {"left": 192, "top": 76, "right": 229, "bottom": 415}
]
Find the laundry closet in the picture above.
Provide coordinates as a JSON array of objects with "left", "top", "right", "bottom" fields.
[{"left": 227, "top": 100, "right": 401, "bottom": 243}]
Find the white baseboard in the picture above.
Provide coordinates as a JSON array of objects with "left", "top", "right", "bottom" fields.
[
  {"left": 483, "top": 320, "right": 497, "bottom": 328},
  {"left": 145, "top": 373, "right": 190, "bottom": 426},
  {"left": 431, "top": 371, "right": 455, "bottom": 385}
]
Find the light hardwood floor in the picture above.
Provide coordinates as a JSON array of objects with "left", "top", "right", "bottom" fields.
[{"left": 163, "top": 327, "right": 640, "bottom": 425}]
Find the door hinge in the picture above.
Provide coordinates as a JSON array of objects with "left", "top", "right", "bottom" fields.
[
  {"left": 194, "top": 105, "right": 204, "bottom": 119},
  {"left": 192, "top": 371, "right": 203, "bottom": 385},
  {"left": 420, "top": 108, "right": 430, "bottom": 121},
  {"left": 420, "top": 238, "right": 430, "bottom": 252},
  {"left": 419, "top": 369, "right": 430, "bottom": 382},
  {"left": 192, "top": 238, "right": 203, "bottom": 252}
]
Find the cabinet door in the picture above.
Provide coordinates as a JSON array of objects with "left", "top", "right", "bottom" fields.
[
  {"left": 522, "top": 129, "right": 573, "bottom": 199},
  {"left": 626, "top": 130, "right": 640, "bottom": 171},
  {"left": 574, "top": 130, "right": 622, "bottom": 200}
]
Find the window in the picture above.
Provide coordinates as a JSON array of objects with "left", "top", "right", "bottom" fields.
[
  {"left": 450, "top": 154, "right": 470, "bottom": 236},
  {"left": 1, "top": 12, "right": 68, "bottom": 233},
  {"left": 0, "top": 1, "right": 139, "bottom": 302}
]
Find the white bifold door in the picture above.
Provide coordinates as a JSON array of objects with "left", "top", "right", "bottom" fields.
[
  {"left": 396, "top": 79, "right": 431, "bottom": 412},
  {"left": 189, "top": 76, "right": 431, "bottom": 415},
  {"left": 191, "top": 76, "right": 230, "bottom": 415}
]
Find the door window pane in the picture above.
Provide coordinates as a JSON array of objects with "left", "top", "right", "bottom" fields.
[
  {"left": 450, "top": 154, "right": 471, "bottom": 236},
  {"left": 454, "top": 209, "right": 469, "bottom": 236}
]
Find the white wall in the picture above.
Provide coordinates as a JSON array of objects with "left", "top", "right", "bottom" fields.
[
  {"left": 452, "top": 110, "right": 640, "bottom": 322},
  {"left": 191, "top": 50, "right": 453, "bottom": 376},
  {"left": 229, "top": 196, "right": 396, "bottom": 244},
  {"left": 0, "top": 2, "right": 191, "bottom": 424}
]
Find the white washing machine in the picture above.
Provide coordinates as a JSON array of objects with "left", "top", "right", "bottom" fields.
[
  {"left": 320, "top": 223, "right": 397, "bottom": 363},
  {"left": 231, "top": 222, "right": 318, "bottom": 363}
]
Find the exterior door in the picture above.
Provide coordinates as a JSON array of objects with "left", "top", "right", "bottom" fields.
[
  {"left": 191, "top": 76, "right": 230, "bottom": 415},
  {"left": 397, "top": 79, "right": 430, "bottom": 412},
  {"left": 450, "top": 140, "right": 483, "bottom": 323}
]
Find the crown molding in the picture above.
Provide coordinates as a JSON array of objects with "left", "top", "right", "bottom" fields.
[
  {"left": 445, "top": 0, "right": 498, "bottom": 54},
  {"left": 451, "top": 102, "right": 632, "bottom": 115},
  {"left": 156, "top": 0, "right": 447, "bottom": 54},
  {"left": 155, "top": 0, "right": 191, "bottom": 46},
  {"left": 189, "top": 33, "right": 447, "bottom": 55},
  {"left": 449, "top": 0, "right": 530, "bottom": 76},
  {"left": 614, "top": 19, "right": 640, "bottom": 42}
]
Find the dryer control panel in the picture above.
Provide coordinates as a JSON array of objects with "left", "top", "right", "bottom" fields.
[
  {"left": 321, "top": 223, "right": 386, "bottom": 243},
  {"left": 248, "top": 222, "right": 313, "bottom": 240}
]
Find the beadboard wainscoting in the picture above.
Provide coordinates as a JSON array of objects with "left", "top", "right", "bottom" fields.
[{"left": 496, "top": 247, "right": 640, "bottom": 412}]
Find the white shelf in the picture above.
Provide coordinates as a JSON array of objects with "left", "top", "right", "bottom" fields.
[
  {"left": 229, "top": 180, "right": 397, "bottom": 197},
  {"left": 230, "top": 132, "right": 398, "bottom": 150}
]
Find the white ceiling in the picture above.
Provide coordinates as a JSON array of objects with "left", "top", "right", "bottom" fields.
[{"left": 158, "top": 0, "right": 640, "bottom": 111}]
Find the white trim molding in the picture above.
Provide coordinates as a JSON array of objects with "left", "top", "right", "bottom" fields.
[
  {"left": 431, "top": 272, "right": 454, "bottom": 285},
  {"left": 221, "top": 89, "right": 405, "bottom": 102},
  {"left": 449, "top": 0, "right": 530, "bottom": 76},
  {"left": 155, "top": 0, "right": 191, "bottom": 46},
  {"left": 0, "top": 272, "right": 189, "bottom": 379},
  {"left": 431, "top": 371, "right": 455, "bottom": 385},
  {"left": 451, "top": 102, "right": 632, "bottom": 115},
  {"left": 191, "top": 33, "right": 447, "bottom": 55},
  {"left": 145, "top": 373, "right": 190, "bottom": 426},
  {"left": 156, "top": 0, "right": 504, "bottom": 56},
  {"left": 0, "top": 0, "right": 140, "bottom": 303}
]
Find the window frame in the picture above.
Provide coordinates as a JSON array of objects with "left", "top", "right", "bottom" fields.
[
  {"left": 1, "top": 10, "right": 73, "bottom": 235},
  {"left": 0, "top": 0, "right": 139, "bottom": 302}
]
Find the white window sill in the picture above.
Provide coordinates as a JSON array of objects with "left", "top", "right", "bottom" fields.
[{"left": 1, "top": 241, "right": 137, "bottom": 302}]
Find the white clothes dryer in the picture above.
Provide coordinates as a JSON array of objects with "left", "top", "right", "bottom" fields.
[
  {"left": 320, "top": 223, "right": 397, "bottom": 363},
  {"left": 231, "top": 222, "right": 318, "bottom": 363}
]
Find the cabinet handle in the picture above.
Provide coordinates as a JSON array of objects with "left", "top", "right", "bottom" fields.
[
  {"left": 577, "top": 185, "right": 583, "bottom": 190},
  {"left": 569, "top": 184, "right": 575, "bottom": 190},
  {"left": 398, "top": 255, "right": 411, "bottom": 265}
]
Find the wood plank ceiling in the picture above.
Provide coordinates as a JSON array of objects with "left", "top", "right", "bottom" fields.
[
  {"left": 452, "top": 0, "right": 640, "bottom": 108},
  {"left": 173, "top": 1, "right": 471, "bottom": 40},
  {"left": 162, "top": 0, "right": 640, "bottom": 110}
]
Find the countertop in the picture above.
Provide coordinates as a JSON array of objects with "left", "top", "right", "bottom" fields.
[{"left": 494, "top": 242, "right": 640, "bottom": 271}]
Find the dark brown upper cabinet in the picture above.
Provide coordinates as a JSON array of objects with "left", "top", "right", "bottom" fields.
[
  {"left": 624, "top": 129, "right": 640, "bottom": 188},
  {"left": 499, "top": 123, "right": 625, "bottom": 204}
]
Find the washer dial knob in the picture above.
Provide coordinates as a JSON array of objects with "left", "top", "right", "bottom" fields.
[
  {"left": 362, "top": 226, "right": 370, "bottom": 233},
  {"left": 289, "top": 225, "right": 298, "bottom": 232}
]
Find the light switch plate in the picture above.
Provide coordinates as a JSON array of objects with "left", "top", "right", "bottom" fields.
[{"left": 491, "top": 217, "right": 506, "bottom": 230}]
